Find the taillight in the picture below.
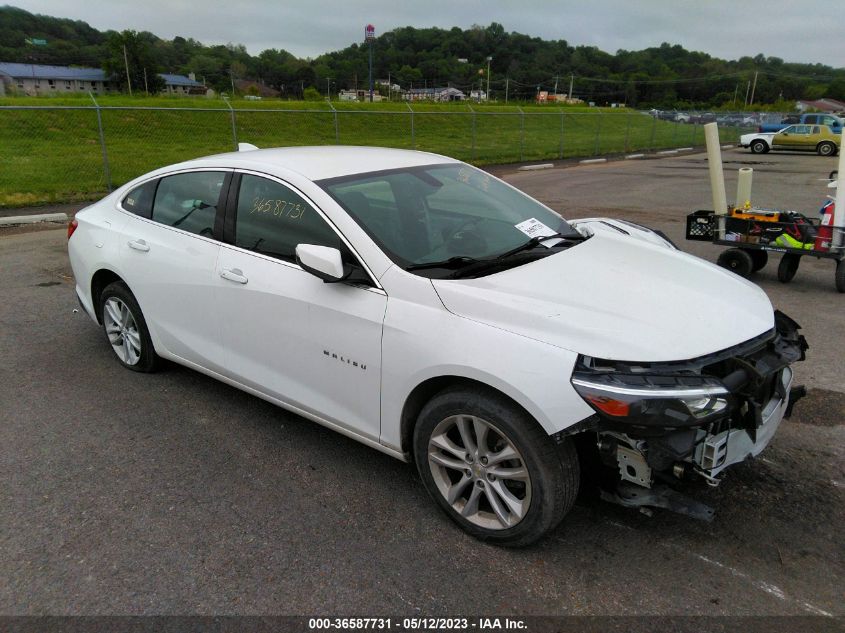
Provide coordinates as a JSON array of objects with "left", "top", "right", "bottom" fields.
[{"left": 67, "top": 218, "right": 78, "bottom": 240}]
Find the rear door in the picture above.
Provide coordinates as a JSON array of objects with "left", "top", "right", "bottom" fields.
[
  {"left": 117, "top": 169, "right": 230, "bottom": 373},
  {"left": 214, "top": 172, "right": 387, "bottom": 442}
]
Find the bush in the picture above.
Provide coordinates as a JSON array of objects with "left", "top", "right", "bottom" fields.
[{"left": 303, "top": 87, "right": 322, "bottom": 101}]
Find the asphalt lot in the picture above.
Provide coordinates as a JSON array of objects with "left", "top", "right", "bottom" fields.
[{"left": 0, "top": 149, "right": 843, "bottom": 618}]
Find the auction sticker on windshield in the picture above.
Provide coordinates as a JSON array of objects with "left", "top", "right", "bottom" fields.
[{"left": 514, "top": 218, "right": 563, "bottom": 246}]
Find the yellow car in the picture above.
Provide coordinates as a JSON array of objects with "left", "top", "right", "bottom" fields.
[{"left": 741, "top": 124, "right": 840, "bottom": 156}]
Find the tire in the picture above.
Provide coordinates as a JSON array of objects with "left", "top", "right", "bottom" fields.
[
  {"left": 749, "top": 249, "right": 768, "bottom": 272},
  {"left": 836, "top": 260, "right": 845, "bottom": 293},
  {"left": 99, "top": 281, "right": 158, "bottom": 372},
  {"left": 817, "top": 141, "right": 836, "bottom": 157},
  {"left": 777, "top": 253, "right": 801, "bottom": 283},
  {"left": 413, "top": 386, "right": 579, "bottom": 547},
  {"left": 750, "top": 139, "right": 768, "bottom": 154},
  {"left": 716, "top": 248, "right": 754, "bottom": 278}
]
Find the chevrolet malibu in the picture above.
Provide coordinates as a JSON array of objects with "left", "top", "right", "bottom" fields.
[{"left": 68, "top": 146, "right": 807, "bottom": 546}]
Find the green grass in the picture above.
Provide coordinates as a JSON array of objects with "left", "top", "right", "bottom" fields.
[{"left": 0, "top": 96, "right": 748, "bottom": 207}]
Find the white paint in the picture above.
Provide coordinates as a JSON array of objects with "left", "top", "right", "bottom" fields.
[
  {"left": 657, "top": 150, "right": 678, "bottom": 155},
  {"left": 721, "top": 144, "right": 735, "bottom": 149},
  {"left": 579, "top": 158, "right": 607, "bottom": 164},
  {"left": 625, "top": 154, "right": 644, "bottom": 159},
  {"left": 518, "top": 163, "right": 554, "bottom": 171},
  {"left": 677, "top": 147, "right": 694, "bottom": 151}
]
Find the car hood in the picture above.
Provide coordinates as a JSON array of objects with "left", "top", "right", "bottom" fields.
[{"left": 431, "top": 232, "right": 774, "bottom": 362}]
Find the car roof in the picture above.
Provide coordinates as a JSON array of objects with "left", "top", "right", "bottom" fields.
[{"left": 172, "top": 145, "right": 459, "bottom": 181}]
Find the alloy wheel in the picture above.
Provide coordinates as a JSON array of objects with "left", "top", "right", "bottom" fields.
[
  {"left": 427, "top": 414, "right": 532, "bottom": 530},
  {"left": 103, "top": 297, "right": 142, "bottom": 365}
]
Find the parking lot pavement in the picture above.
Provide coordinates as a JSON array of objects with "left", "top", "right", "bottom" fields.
[{"left": 1, "top": 152, "right": 843, "bottom": 618}]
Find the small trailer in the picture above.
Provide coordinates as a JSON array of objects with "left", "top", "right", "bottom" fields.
[{"left": 686, "top": 205, "right": 845, "bottom": 292}]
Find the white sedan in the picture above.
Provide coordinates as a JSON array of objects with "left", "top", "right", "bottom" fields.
[{"left": 68, "top": 146, "right": 806, "bottom": 545}]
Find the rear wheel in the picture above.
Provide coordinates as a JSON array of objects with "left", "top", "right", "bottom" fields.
[
  {"left": 99, "top": 282, "right": 158, "bottom": 372},
  {"left": 835, "top": 260, "right": 845, "bottom": 293},
  {"left": 749, "top": 250, "right": 769, "bottom": 272},
  {"left": 717, "top": 248, "right": 754, "bottom": 277},
  {"left": 413, "top": 387, "right": 579, "bottom": 547},
  {"left": 777, "top": 253, "right": 801, "bottom": 283},
  {"left": 750, "top": 139, "right": 769, "bottom": 154},
  {"left": 817, "top": 141, "right": 836, "bottom": 157}
]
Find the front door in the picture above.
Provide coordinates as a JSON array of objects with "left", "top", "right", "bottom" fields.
[{"left": 215, "top": 173, "right": 387, "bottom": 442}]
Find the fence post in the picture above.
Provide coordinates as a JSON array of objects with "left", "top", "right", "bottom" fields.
[
  {"left": 88, "top": 92, "right": 112, "bottom": 192},
  {"left": 327, "top": 99, "right": 339, "bottom": 143},
  {"left": 517, "top": 107, "right": 525, "bottom": 162},
  {"left": 594, "top": 112, "right": 603, "bottom": 155},
  {"left": 624, "top": 111, "right": 632, "bottom": 153},
  {"left": 467, "top": 104, "right": 476, "bottom": 161},
  {"left": 223, "top": 97, "right": 238, "bottom": 150},
  {"left": 559, "top": 110, "right": 565, "bottom": 159},
  {"left": 649, "top": 115, "right": 657, "bottom": 151},
  {"left": 406, "top": 103, "right": 415, "bottom": 150}
]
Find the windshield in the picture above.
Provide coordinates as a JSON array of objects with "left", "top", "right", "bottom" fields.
[{"left": 319, "top": 163, "right": 579, "bottom": 277}]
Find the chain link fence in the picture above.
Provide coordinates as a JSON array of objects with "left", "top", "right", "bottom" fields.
[{"left": 0, "top": 102, "right": 754, "bottom": 207}]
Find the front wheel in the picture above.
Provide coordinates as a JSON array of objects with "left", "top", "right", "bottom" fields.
[
  {"left": 777, "top": 253, "right": 801, "bottom": 283},
  {"left": 717, "top": 248, "right": 754, "bottom": 277},
  {"left": 750, "top": 139, "right": 769, "bottom": 154},
  {"left": 413, "top": 387, "right": 579, "bottom": 547},
  {"left": 99, "top": 281, "right": 158, "bottom": 372},
  {"left": 836, "top": 259, "right": 845, "bottom": 293}
]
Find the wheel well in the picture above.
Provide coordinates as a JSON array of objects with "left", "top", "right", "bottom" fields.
[
  {"left": 399, "top": 376, "right": 534, "bottom": 455},
  {"left": 90, "top": 269, "right": 124, "bottom": 323}
]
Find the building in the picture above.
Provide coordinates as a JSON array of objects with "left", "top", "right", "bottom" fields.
[
  {"left": 796, "top": 99, "right": 845, "bottom": 114},
  {"left": 404, "top": 87, "right": 465, "bottom": 102},
  {"left": 160, "top": 73, "right": 207, "bottom": 96},
  {"left": 338, "top": 89, "right": 385, "bottom": 102},
  {"left": 0, "top": 63, "right": 209, "bottom": 97},
  {"left": 0, "top": 62, "right": 107, "bottom": 96}
]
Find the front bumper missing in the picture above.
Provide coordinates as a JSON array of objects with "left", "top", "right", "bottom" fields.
[{"left": 694, "top": 366, "right": 792, "bottom": 479}]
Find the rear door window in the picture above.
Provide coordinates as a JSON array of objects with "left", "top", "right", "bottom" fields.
[{"left": 152, "top": 171, "right": 227, "bottom": 237}]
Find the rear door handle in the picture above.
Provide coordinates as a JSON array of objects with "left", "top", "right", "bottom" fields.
[
  {"left": 220, "top": 267, "right": 248, "bottom": 284},
  {"left": 128, "top": 239, "right": 150, "bottom": 252}
]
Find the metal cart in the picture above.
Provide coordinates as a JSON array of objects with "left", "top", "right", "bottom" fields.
[{"left": 686, "top": 209, "right": 845, "bottom": 293}]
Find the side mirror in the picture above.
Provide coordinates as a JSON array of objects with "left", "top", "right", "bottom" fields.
[{"left": 295, "top": 244, "right": 349, "bottom": 283}]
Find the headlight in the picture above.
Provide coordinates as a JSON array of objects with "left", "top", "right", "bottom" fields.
[{"left": 571, "top": 372, "right": 731, "bottom": 427}]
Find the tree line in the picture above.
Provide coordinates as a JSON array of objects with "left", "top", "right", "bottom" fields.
[{"left": 2, "top": 6, "right": 844, "bottom": 107}]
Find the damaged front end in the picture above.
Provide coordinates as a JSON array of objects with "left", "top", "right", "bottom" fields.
[{"left": 568, "top": 310, "right": 808, "bottom": 520}]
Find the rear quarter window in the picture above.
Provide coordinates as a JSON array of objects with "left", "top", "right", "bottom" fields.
[{"left": 121, "top": 180, "right": 157, "bottom": 219}]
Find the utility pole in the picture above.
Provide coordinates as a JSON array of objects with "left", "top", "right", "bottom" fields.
[
  {"left": 326, "top": 77, "right": 332, "bottom": 99},
  {"left": 486, "top": 56, "right": 492, "bottom": 102},
  {"left": 143, "top": 67, "right": 149, "bottom": 95},
  {"left": 230, "top": 69, "right": 235, "bottom": 97},
  {"left": 365, "top": 24, "right": 375, "bottom": 102},
  {"left": 505, "top": 77, "right": 509, "bottom": 103},
  {"left": 743, "top": 80, "right": 751, "bottom": 106},
  {"left": 554, "top": 75, "right": 558, "bottom": 96},
  {"left": 749, "top": 71, "right": 759, "bottom": 106},
  {"left": 123, "top": 44, "right": 133, "bottom": 96},
  {"left": 568, "top": 74, "right": 573, "bottom": 100},
  {"left": 387, "top": 71, "right": 391, "bottom": 100},
  {"left": 733, "top": 83, "right": 738, "bottom": 106}
]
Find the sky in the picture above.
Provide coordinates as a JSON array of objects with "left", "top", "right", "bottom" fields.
[{"left": 13, "top": 0, "right": 845, "bottom": 68}]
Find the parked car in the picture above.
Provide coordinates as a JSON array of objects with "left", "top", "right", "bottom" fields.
[
  {"left": 67, "top": 146, "right": 807, "bottom": 546},
  {"left": 758, "top": 113, "right": 843, "bottom": 134},
  {"left": 740, "top": 124, "right": 840, "bottom": 155},
  {"left": 674, "top": 112, "right": 691, "bottom": 123}
]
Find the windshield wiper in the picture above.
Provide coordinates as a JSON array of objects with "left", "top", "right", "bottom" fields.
[
  {"left": 405, "top": 256, "right": 480, "bottom": 271},
  {"left": 496, "top": 232, "right": 584, "bottom": 260}
]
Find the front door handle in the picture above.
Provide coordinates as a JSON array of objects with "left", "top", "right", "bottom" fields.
[
  {"left": 128, "top": 239, "right": 150, "bottom": 252},
  {"left": 220, "top": 267, "right": 248, "bottom": 284}
]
